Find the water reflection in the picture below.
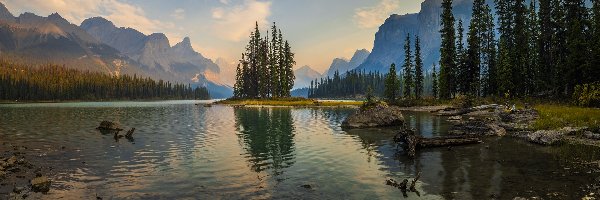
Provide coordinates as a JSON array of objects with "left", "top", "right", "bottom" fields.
[{"left": 234, "top": 107, "right": 296, "bottom": 176}]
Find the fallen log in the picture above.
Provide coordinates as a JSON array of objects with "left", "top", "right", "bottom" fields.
[{"left": 394, "top": 129, "right": 482, "bottom": 157}]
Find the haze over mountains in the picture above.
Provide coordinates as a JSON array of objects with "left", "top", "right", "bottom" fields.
[
  {"left": 324, "top": 49, "right": 370, "bottom": 78},
  {"left": 293, "top": 65, "right": 322, "bottom": 89},
  {"left": 0, "top": 3, "right": 232, "bottom": 98}
]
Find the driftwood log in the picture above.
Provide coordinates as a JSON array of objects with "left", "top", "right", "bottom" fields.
[{"left": 394, "top": 129, "right": 482, "bottom": 157}]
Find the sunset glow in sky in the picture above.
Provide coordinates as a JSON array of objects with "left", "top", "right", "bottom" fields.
[{"left": 1, "top": 0, "right": 425, "bottom": 73}]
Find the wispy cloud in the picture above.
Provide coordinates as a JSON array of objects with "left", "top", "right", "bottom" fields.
[
  {"left": 1, "top": 0, "right": 174, "bottom": 35},
  {"left": 210, "top": 0, "right": 271, "bottom": 41},
  {"left": 354, "top": 0, "right": 400, "bottom": 29},
  {"left": 171, "top": 8, "right": 185, "bottom": 20}
]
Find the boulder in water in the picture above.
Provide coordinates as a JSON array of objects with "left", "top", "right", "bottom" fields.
[
  {"left": 31, "top": 176, "right": 51, "bottom": 193},
  {"left": 96, "top": 121, "right": 123, "bottom": 131},
  {"left": 341, "top": 104, "right": 405, "bottom": 128},
  {"left": 527, "top": 130, "right": 565, "bottom": 145}
]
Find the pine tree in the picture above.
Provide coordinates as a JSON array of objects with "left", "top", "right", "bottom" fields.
[
  {"left": 481, "top": 4, "right": 497, "bottom": 96},
  {"left": 592, "top": 0, "right": 600, "bottom": 83},
  {"left": 526, "top": 0, "right": 540, "bottom": 95},
  {"left": 465, "top": 0, "right": 485, "bottom": 96},
  {"left": 283, "top": 40, "right": 296, "bottom": 97},
  {"left": 403, "top": 34, "right": 414, "bottom": 98},
  {"left": 564, "top": 0, "right": 590, "bottom": 95},
  {"left": 439, "top": 0, "right": 457, "bottom": 99},
  {"left": 414, "top": 36, "right": 424, "bottom": 99},
  {"left": 432, "top": 64, "right": 439, "bottom": 99},
  {"left": 550, "top": 0, "right": 567, "bottom": 95},
  {"left": 270, "top": 22, "right": 281, "bottom": 98},
  {"left": 538, "top": 0, "right": 553, "bottom": 93},
  {"left": 384, "top": 63, "right": 400, "bottom": 102},
  {"left": 456, "top": 19, "right": 466, "bottom": 94}
]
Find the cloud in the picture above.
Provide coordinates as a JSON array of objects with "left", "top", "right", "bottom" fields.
[
  {"left": 210, "top": 0, "right": 271, "bottom": 41},
  {"left": 1, "top": 0, "right": 174, "bottom": 35},
  {"left": 354, "top": 0, "right": 400, "bottom": 29},
  {"left": 170, "top": 8, "right": 185, "bottom": 20}
]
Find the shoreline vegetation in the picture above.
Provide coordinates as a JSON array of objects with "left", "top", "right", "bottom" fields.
[{"left": 215, "top": 97, "right": 363, "bottom": 107}]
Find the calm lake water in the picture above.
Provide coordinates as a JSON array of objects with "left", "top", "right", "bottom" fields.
[{"left": 0, "top": 101, "right": 598, "bottom": 199}]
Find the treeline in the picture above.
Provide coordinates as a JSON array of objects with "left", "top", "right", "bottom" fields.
[
  {"left": 308, "top": 70, "right": 385, "bottom": 98},
  {"left": 438, "top": 0, "right": 600, "bottom": 99},
  {"left": 0, "top": 61, "right": 210, "bottom": 101},
  {"left": 234, "top": 22, "right": 295, "bottom": 99}
]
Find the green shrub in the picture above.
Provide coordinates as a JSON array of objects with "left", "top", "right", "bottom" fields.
[{"left": 573, "top": 82, "right": 600, "bottom": 107}]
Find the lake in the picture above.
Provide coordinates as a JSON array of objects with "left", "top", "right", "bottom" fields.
[{"left": 0, "top": 101, "right": 598, "bottom": 199}]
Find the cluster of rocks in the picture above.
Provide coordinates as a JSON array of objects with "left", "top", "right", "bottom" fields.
[
  {"left": 0, "top": 150, "right": 52, "bottom": 199},
  {"left": 441, "top": 104, "right": 533, "bottom": 137},
  {"left": 341, "top": 103, "right": 405, "bottom": 128},
  {"left": 522, "top": 127, "right": 598, "bottom": 145}
]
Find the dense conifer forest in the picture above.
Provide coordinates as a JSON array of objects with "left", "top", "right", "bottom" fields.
[
  {"left": 233, "top": 22, "right": 296, "bottom": 98},
  {"left": 0, "top": 61, "right": 210, "bottom": 101},
  {"left": 310, "top": 0, "right": 600, "bottom": 106}
]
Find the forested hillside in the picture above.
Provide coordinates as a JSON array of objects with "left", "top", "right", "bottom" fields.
[{"left": 0, "top": 61, "right": 210, "bottom": 101}]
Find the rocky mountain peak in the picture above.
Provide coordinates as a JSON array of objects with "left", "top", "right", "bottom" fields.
[
  {"left": 81, "top": 17, "right": 115, "bottom": 30},
  {"left": 0, "top": 2, "right": 15, "bottom": 22},
  {"left": 173, "top": 36, "right": 193, "bottom": 50}
]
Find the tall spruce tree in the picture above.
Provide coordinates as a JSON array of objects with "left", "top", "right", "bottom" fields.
[
  {"left": 465, "top": 0, "right": 484, "bottom": 96},
  {"left": 550, "top": 0, "right": 567, "bottom": 95},
  {"left": 481, "top": 4, "right": 497, "bottom": 96},
  {"left": 403, "top": 34, "right": 414, "bottom": 98},
  {"left": 414, "top": 36, "right": 424, "bottom": 99},
  {"left": 432, "top": 64, "right": 439, "bottom": 99},
  {"left": 592, "top": 0, "right": 600, "bottom": 83},
  {"left": 538, "top": 0, "right": 554, "bottom": 93},
  {"left": 526, "top": 0, "right": 540, "bottom": 95},
  {"left": 564, "top": 0, "right": 590, "bottom": 95},
  {"left": 439, "top": 0, "right": 457, "bottom": 99},
  {"left": 384, "top": 63, "right": 400, "bottom": 102},
  {"left": 456, "top": 19, "right": 467, "bottom": 94},
  {"left": 233, "top": 22, "right": 295, "bottom": 99}
]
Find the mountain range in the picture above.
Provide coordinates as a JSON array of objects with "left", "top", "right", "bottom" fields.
[
  {"left": 0, "top": 3, "right": 232, "bottom": 98},
  {"left": 293, "top": 65, "right": 322, "bottom": 89},
  {"left": 324, "top": 49, "right": 370, "bottom": 78}
]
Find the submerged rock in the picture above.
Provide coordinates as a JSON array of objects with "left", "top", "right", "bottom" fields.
[
  {"left": 527, "top": 130, "right": 565, "bottom": 145},
  {"left": 31, "top": 176, "right": 50, "bottom": 193},
  {"left": 341, "top": 104, "right": 404, "bottom": 128},
  {"left": 96, "top": 121, "right": 123, "bottom": 131},
  {"left": 449, "top": 119, "right": 506, "bottom": 136},
  {"left": 585, "top": 131, "right": 600, "bottom": 140}
]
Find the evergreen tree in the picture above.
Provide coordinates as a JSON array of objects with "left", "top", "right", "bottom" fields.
[
  {"left": 456, "top": 19, "right": 468, "bottom": 94},
  {"left": 414, "top": 36, "right": 424, "bottom": 99},
  {"left": 538, "top": 0, "right": 554, "bottom": 93},
  {"left": 432, "top": 64, "right": 439, "bottom": 99},
  {"left": 550, "top": 0, "right": 567, "bottom": 95},
  {"left": 465, "top": 0, "right": 485, "bottom": 96},
  {"left": 384, "top": 63, "right": 400, "bottom": 102},
  {"left": 439, "top": 0, "right": 457, "bottom": 99},
  {"left": 233, "top": 22, "right": 295, "bottom": 99},
  {"left": 592, "top": 0, "right": 600, "bottom": 83},
  {"left": 564, "top": 0, "right": 590, "bottom": 95},
  {"left": 403, "top": 34, "right": 414, "bottom": 98},
  {"left": 481, "top": 4, "right": 497, "bottom": 96}
]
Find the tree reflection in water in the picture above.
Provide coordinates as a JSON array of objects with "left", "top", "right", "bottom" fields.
[{"left": 233, "top": 107, "right": 296, "bottom": 177}]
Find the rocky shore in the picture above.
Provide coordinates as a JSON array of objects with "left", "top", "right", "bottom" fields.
[{"left": 0, "top": 144, "right": 52, "bottom": 199}]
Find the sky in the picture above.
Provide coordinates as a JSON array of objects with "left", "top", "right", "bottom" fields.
[{"left": 0, "top": 0, "right": 425, "bottom": 73}]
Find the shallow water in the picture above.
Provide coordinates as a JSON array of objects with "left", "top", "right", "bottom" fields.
[{"left": 0, "top": 101, "right": 598, "bottom": 199}]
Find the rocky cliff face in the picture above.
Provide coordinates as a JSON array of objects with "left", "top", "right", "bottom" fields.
[
  {"left": 81, "top": 16, "right": 229, "bottom": 98},
  {"left": 325, "top": 49, "right": 370, "bottom": 78},
  {"left": 0, "top": 4, "right": 139, "bottom": 76},
  {"left": 356, "top": 0, "right": 477, "bottom": 73}
]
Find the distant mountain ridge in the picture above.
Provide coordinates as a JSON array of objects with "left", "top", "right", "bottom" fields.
[
  {"left": 324, "top": 49, "right": 370, "bottom": 78},
  {"left": 294, "top": 65, "right": 321, "bottom": 89},
  {"left": 0, "top": 3, "right": 232, "bottom": 98},
  {"left": 80, "top": 17, "right": 231, "bottom": 98},
  {"left": 0, "top": 4, "right": 143, "bottom": 76}
]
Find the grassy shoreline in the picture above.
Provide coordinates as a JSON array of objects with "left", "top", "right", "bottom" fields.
[{"left": 215, "top": 98, "right": 363, "bottom": 107}]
